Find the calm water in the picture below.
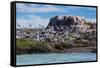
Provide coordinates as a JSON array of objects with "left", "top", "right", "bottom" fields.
[{"left": 16, "top": 52, "right": 96, "bottom": 65}]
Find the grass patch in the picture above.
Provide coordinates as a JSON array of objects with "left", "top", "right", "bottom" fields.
[{"left": 16, "top": 37, "right": 96, "bottom": 54}]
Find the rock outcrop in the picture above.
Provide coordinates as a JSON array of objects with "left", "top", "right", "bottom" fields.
[
  {"left": 46, "top": 16, "right": 87, "bottom": 33},
  {"left": 16, "top": 16, "right": 97, "bottom": 54}
]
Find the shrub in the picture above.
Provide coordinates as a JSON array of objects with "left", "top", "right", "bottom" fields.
[{"left": 16, "top": 39, "right": 55, "bottom": 54}]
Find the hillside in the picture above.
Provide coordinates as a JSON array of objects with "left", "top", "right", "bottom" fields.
[{"left": 16, "top": 16, "right": 97, "bottom": 54}]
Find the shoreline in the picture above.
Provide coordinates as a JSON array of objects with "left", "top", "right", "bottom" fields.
[
  {"left": 16, "top": 38, "right": 96, "bottom": 55},
  {"left": 16, "top": 46, "right": 96, "bottom": 55}
]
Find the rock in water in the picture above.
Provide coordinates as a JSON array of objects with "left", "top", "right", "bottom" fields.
[{"left": 46, "top": 16, "right": 87, "bottom": 33}]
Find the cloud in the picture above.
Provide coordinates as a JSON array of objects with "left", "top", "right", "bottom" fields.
[
  {"left": 66, "top": 6, "right": 96, "bottom": 10},
  {"left": 86, "top": 18, "right": 96, "bottom": 22},
  {"left": 16, "top": 15, "right": 49, "bottom": 28},
  {"left": 16, "top": 3, "right": 64, "bottom": 13}
]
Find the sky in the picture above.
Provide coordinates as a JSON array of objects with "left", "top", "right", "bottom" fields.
[{"left": 16, "top": 3, "right": 96, "bottom": 28}]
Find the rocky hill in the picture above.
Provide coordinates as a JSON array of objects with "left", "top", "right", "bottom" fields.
[
  {"left": 16, "top": 16, "right": 97, "bottom": 54},
  {"left": 46, "top": 16, "right": 87, "bottom": 33}
]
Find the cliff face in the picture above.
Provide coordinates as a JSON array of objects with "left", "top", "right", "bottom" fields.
[{"left": 46, "top": 16, "right": 87, "bottom": 33}]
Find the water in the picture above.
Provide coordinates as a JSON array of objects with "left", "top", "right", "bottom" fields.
[{"left": 16, "top": 52, "right": 96, "bottom": 65}]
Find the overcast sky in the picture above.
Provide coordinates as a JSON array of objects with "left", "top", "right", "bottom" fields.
[{"left": 16, "top": 3, "right": 96, "bottom": 28}]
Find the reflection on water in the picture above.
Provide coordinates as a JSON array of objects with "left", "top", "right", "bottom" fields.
[{"left": 16, "top": 52, "right": 96, "bottom": 65}]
